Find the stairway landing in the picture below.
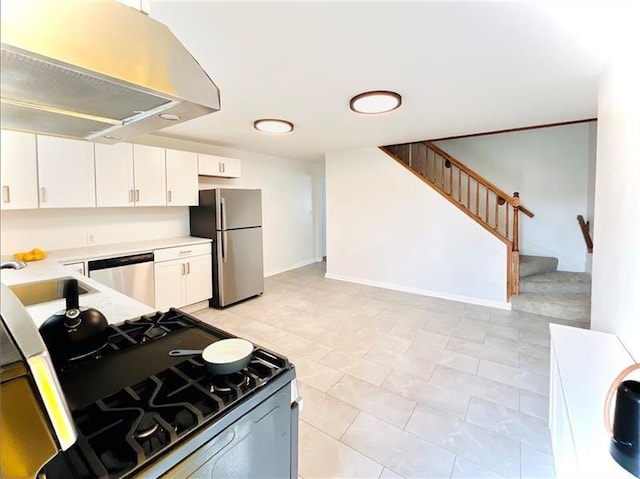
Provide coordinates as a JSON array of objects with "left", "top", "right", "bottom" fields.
[{"left": 512, "top": 255, "right": 591, "bottom": 325}]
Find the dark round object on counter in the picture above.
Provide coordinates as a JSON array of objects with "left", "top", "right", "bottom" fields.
[{"left": 39, "top": 279, "right": 109, "bottom": 362}]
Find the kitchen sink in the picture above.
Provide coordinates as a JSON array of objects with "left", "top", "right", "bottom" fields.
[{"left": 9, "top": 277, "right": 97, "bottom": 307}]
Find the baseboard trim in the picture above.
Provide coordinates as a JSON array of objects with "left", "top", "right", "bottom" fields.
[
  {"left": 265, "top": 258, "right": 323, "bottom": 277},
  {"left": 324, "top": 273, "right": 511, "bottom": 310}
]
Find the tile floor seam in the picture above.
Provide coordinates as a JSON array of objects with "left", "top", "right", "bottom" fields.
[
  {"left": 337, "top": 409, "right": 362, "bottom": 443},
  {"left": 301, "top": 418, "right": 387, "bottom": 473},
  {"left": 402, "top": 401, "right": 419, "bottom": 431},
  {"left": 195, "top": 263, "right": 563, "bottom": 479}
]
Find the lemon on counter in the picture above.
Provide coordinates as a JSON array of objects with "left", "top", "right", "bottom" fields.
[{"left": 13, "top": 248, "right": 47, "bottom": 262}]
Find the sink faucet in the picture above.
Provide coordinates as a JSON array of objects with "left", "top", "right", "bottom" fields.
[{"left": 0, "top": 260, "right": 27, "bottom": 270}]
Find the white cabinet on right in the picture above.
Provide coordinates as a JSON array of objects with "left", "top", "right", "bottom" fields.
[
  {"left": 132, "top": 144, "right": 166, "bottom": 206},
  {"left": 166, "top": 149, "right": 198, "bottom": 206},
  {"left": 95, "top": 143, "right": 135, "bottom": 207},
  {"left": 198, "top": 153, "right": 241, "bottom": 178},
  {"left": 154, "top": 243, "right": 212, "bottom": 311}
]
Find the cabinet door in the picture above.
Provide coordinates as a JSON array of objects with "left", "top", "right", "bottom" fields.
[
  {"left": 63, "top": 262, "right": 86, "bottom": 276},
  {"left": 0, "top": 130, "right": 39, "bottom": 210},
  {"left": 154, "top": 260, "right": 186, "bottom": 310},
  {"left": 220, "top": 157, "right": 241, "bottom": 178},
  {"left": 166, "top": 149, "right": 198, "bottom": 206},
  {"left": 37, "top": 136, "right": 95, "bottom": 208},
  {"left": 132, "top": 145, "right": 166, "bottom": 206},
  {"left": 185, "top": 254, "right": 212, "bottom": 305},
  {"left": 197, "top": 153, "right": 241, "bottom": 178},
  {"left": 95, "top": 143, "right": 135, "bottom": 207}
]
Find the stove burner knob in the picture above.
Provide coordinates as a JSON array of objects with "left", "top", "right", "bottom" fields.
[{"left": 64, "top": 309, "right": 82, "bottom": 328}]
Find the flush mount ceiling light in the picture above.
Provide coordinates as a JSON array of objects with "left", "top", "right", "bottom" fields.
[
  {"left": 349, "top": 90, "right": 402, "bottom": 114},
  {"left": 253, "top": 118, "right": 294, "bottom": 134}
]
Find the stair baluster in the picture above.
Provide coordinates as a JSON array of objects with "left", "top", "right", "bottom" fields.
[{"left": 380, "top": 140, "right": 535, "bottom": 297}]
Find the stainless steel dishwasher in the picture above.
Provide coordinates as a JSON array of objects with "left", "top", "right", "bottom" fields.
[{"left": 88, "top": 252, "right": 155, "bottom": 307}]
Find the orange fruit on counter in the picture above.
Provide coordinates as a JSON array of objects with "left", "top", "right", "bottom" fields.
[{"left": 13, "top": 248, "right": 47, "bottom": 261}]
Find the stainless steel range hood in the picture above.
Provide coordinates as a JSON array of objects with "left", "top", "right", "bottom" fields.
[{"left": 0, "top": 1, "right": 220, "bottom": 143}]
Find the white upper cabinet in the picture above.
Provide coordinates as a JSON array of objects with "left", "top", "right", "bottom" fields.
[
  {"left": 132, "top": 145, "right": 166, "bottom": 206},
  {"left": 95, "top": 143, "right": 135, "bottom": 207},
  {"left": 37, "top": 135, "right": 96, "bottom": 208},
  {"left": 165, "top": 149, "right": 198, "bottom": 206},
  {"left": 198, "top": 153, "right": 241, "bottom": 178},
  {"left": 1, "top": 130, "right": 39, "bottom": 210}
]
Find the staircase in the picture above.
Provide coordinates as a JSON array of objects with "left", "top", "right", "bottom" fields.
[
  {"left": 380, "top": 140, "right": 535, "bottom": 297},
  {"left": 513, "top": 255, "right": 591, "bottom": 324},
  {"left": 381, "top": 140, "right": 592, "bottom": 322}
]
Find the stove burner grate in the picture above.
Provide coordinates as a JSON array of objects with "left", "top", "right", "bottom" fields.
[{"left": 210, "top": 372, "right": 251, "bottom": 394}]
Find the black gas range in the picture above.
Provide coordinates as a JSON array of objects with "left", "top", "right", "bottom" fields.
[{"left": 42, "top": 309, "right": 299, "bottom": 479}]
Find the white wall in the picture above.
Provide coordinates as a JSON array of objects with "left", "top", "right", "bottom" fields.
[
  {"left": 585, "top": 122, "right": 598, "bottom": 273},
  {"left": 590, "top": 57, "right": 640, "bottom": 360},
  {"left": 0, "top": 207, "right": 188, "bottom": 254},
  {"left": 0, "top": 135, "right": 323, "bottom": 277},
  {"left": 325, "top": 147, "right": 509, "bottom": 308},
  {"left": 436, "top": 123, "right": 594, "bottom": 272},
  {"left": 136, "top": 134, "right": 322, "bottom": 276}
]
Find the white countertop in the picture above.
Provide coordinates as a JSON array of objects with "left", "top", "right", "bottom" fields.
[
  {"left": 46, "top": 236, "right": 212, "bottom": 263},
  {"left": 1, "top": 236, "right": 212, "bottom": 328},
  {"left": 550, "top": 324, "right": 637, "bottom": 479}
]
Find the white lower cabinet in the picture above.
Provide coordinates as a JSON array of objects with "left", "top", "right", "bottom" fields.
[
  {"left": 154, "top": 243, "right": 212, "bottom": 311},
  {"left": 63, "top": 261, "right": 86, "bottom": 276}
]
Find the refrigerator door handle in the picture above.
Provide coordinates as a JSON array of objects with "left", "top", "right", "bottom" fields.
[
  {"left": 220, "top": 197, "right": 227, "bottom": 231},
  {"left": 216, "top": 231, "right": 225, "bottom": 306},
  {"left": 222, "top": 231, "right": 228, "bottom": 263}
]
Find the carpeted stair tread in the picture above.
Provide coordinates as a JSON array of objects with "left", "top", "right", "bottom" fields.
[
  {"left": 519, "top": 271, "right": 592, "bottom": 294},
  {"left": 511, "top": 292, "right": 590, "bottom": 322},
  {"left": 519, "top": 255, "right": 559, "bottom": 278}
]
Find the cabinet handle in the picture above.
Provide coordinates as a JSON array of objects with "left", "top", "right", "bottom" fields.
[
  {"left": 135, "top": 189, "right": 140, "bottom": 202},
  {"left": 2, "top": 185, "right": 9, "bottom": 203},
  {"left": 186, "top": 262, "right": 191, "bottom": 274},
  {"left": 179, "top": 250, "right": 192, "bottom": 255},
  {"left": 181, "top": 263, "right": 186, "bottom": 275},
  {"left": 40, "top": 187, "right": 46, "bottom": 203},
  {"left": 128, "top": 189, "right": 134, "bottom": 203},
  {"left": 167, "top": 190, "right": 172, "bottom": 203},
  {"left": 222, "top": 162, "right": 225, "bottom": 173},
  {"left": 219, "top": 161, "right": 223, "bottom": 173}
]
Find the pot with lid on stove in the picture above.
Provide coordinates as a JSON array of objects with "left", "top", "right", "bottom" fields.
[{"left": 39, "top": 278, "right": 109, "bottom": 362}]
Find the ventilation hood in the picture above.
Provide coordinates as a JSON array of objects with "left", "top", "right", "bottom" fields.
[{"left": 0, "top": 1, "right": 220, "bottom": 143}]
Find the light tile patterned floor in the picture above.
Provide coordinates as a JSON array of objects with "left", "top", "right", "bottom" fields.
[{"left": 193, "top": 262, "right": 572, "bottom": 479}]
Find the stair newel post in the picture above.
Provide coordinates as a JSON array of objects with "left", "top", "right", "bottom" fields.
[{"left": 511, "top": 192, "right": 521, "bottom": 295}]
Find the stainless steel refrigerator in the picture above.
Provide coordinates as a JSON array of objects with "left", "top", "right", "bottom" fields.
[{"left": 189, "top": 189, "right": 264, "bottom": 308}]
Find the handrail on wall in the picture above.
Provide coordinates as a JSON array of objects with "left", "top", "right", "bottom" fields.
[
  {"left": 380, "top": 140, "right": 538, "bottom": 297},
  {"left": 577, "top": 215, "right": 593, "bottom": 253}
]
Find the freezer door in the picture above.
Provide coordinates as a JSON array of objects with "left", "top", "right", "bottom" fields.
[
  {"left": 217, "top": 189, "right": 262, "bottom": 230},
  {"left": 216, "top": 227, "right": 264, "bottom": 307}
]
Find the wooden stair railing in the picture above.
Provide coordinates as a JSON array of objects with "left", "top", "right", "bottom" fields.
[
  {"left": 380, "top": 140, "right": 534, "bottom": 297},
  {"left": 577, "top": 215, "right": 593, "bottom": 253}
]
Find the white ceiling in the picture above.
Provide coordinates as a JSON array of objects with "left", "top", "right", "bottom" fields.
[{"left": 148, "top": 1, "right": 620, "bottom": 162}]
